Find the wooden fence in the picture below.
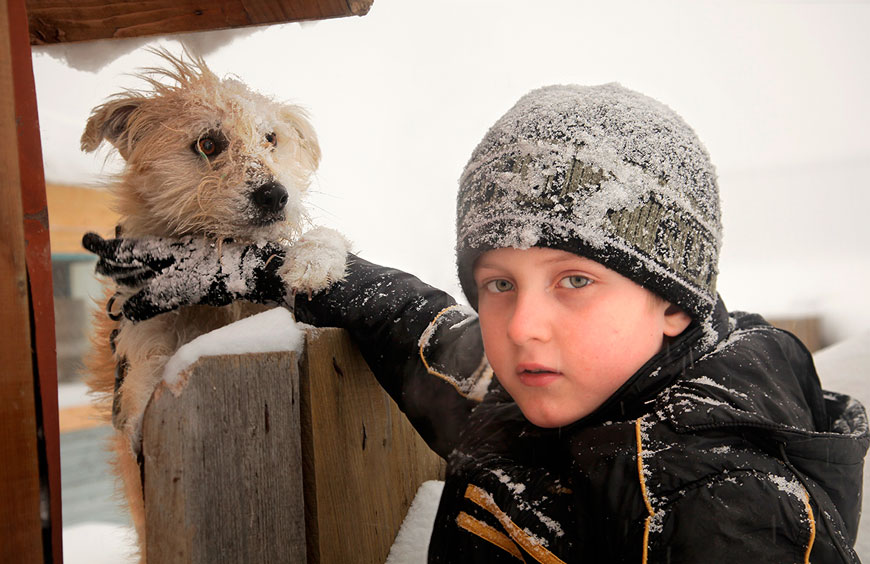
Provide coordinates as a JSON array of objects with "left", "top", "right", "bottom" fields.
[{"left": 142, "top": 327, "right": 445, "bottom": 563}]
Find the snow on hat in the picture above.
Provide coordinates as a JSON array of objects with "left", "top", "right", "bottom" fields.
[{"left": 456, "top": 83, "right": 721, "bottom": 320}]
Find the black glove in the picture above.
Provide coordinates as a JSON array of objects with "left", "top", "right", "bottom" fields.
[{"left": 82, "top": 232, "right": 288, "bottom": 322}]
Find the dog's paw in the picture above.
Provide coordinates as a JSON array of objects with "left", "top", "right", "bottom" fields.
[{"left": 280, "top": 227, "right": 351, "bottom": 295}]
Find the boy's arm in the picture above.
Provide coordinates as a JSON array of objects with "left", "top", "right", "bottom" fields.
[
  {"left": 294, "top": 255, "right": 487, "bottom": 459},
  {"left": 82, "top": 233, "right": 486, "bottom": 458}
]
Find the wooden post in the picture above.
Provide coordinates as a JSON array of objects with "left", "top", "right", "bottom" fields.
[
  {"left": 1, "top": 0, "right": 53, "bottom": 560},
  {"left": 142, "top": 328, "right": 445, "bottom": 564},
  {"left": 300, "top": 328, "right": 446, "bottom": 564},
  {"left": 143, "top": 351, "right": 306, "bottom": 563}
]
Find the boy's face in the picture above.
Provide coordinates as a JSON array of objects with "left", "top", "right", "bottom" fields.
[{"left": 474, "top": 247, "right": 691, "bottom": 428}]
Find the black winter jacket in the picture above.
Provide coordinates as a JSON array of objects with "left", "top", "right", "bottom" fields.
[{"left": 295, "top": 256, "right": 869, "bottom": 563}]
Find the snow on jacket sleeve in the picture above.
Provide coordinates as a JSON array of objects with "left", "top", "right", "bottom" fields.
[{"left": 293, "top": 254, "right": 490, "bottom": 459}]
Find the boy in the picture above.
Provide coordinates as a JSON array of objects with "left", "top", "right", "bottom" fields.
[{"left": 86, "top": 83, "right": 868, "bottom": 562}]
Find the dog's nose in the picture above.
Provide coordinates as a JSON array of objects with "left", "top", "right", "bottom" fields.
[{"left": 250, "top": 182, "right": 289, "bottom": 213}]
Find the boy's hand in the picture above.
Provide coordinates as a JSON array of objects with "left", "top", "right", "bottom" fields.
[{"left": 82, "top": 233, "right": 288, "bottom": 322}]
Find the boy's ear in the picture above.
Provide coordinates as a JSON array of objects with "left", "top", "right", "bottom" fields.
[{"left": 663, "top": 303, "right": 692, "bottom": 337}]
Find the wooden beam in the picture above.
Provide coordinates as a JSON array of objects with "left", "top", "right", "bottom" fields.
[
  {"left": 0, "top": 0, "right": 47, "bottom": 559},
  {"left": 28, "top": 0, "right": 373, "bottom": 45}
]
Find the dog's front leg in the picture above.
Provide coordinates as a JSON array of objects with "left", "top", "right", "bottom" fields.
[
  {"left": 280, "top": 226, "right": 351, "bottom": 295},
  {"left": 110, "top": 316, "right": 177, "bottom": 558}
]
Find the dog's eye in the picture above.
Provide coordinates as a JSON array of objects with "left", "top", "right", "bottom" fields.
[
  {"left": 196, "top": 137, "right": 218, "bottom": 156},
  {"left": 191, "top": 131, "right": 227, "bottom": 160},
  {"left": 265, "top": 132, "right": 277, "bottom": 148}
]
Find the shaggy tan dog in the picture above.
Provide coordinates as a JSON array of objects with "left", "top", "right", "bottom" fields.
[{"left": 82, "top": 50, "right": 348, "bottom": 560}]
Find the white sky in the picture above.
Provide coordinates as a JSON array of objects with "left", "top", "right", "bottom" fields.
[{"left": 31, "top": 0, "right": 870, "bottom": 343}]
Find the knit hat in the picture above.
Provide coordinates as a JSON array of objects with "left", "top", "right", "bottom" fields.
[{"left": 456, "top": 83, "right": 721, "bottom": 320}]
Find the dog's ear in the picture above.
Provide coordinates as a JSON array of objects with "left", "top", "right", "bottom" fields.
[
  {"left": 279, "top": 106, "right": 322, "bottom": 175},
  {"left": 81, "top": 97, "right": 144, "bottom": 159}
]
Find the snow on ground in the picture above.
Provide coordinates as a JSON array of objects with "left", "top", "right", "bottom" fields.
[
  {"left": 57, "top": 381, "right": 91, "bottom": 410},
  {"left": 63, "top": 523, "right": 137, "bottom": 563}
]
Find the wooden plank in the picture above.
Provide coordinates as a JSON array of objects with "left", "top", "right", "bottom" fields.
[
  {"left": 10, "top": 0, "right": 63, "bottom": 553},
  {"left": 300, "top": 327, "right": 445, "bottom": 564},
  {"left": 0, "top": 0, "right": 46, "bottom": 559},
  {"left": 143, "top": 351, "right": 306, "bottom": 564},
  {"left": 28, "top": 0, "right": 374, "bottom": 44},
  {"left": 46, "top": 183, "right": 119, "bottom": 255}
]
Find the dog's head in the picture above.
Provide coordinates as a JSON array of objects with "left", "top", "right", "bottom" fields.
[{"left": 81, "top": 50, "right": 320, "bottom": 242}]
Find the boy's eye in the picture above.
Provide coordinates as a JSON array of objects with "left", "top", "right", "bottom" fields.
[
  {"left": 485, "top": 279, "right": 514, "bottom": 293},
  {"left": 558, "top": 275, "right": 592, "bottom": 289}
]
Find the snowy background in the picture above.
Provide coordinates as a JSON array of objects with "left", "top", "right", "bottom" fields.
[
  {"left": 31, "top": 0, "right": 870, "bottom": 561},
  {"left": 32, "top": 0, "right": 870, "bottom": 345}
]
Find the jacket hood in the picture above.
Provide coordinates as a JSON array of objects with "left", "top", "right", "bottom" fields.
[{"left": 655, "top": 307, "right": 870, "bottom": 547}]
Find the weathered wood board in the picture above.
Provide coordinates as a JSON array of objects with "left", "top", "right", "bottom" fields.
[
  {"left": 143, "top": 351, "right": 306, "bottom": 563},
  {"left": 300, "top": 327, "right": 446, "bottom": 564}
]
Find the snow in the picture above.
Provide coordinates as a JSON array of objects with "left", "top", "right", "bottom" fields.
[
  {"left": 63, "top": 523, "right": 137, "bottom": 563},
  {"left": 384, "top": 481, "right": 445, "bottom": 564},
  {"left": 33, "top": 27, "right": 266, "bottom": 73},
  {"left": 30, "top": 1, "right": 870, "bottom": 346},
  {"left": 161, "top": 307, "right": 304, "bottom": 391},
  {"left": 57, "top": 381, "right": 91, "bottom": 410}
]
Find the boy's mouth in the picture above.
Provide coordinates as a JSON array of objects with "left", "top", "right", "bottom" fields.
[{"left": 516, "top": 363, "right": 561, "bottom": 387}]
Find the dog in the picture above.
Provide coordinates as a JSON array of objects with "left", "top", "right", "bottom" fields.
[{"left": 81, "top": 49, "right": 348, "bottom": 559}]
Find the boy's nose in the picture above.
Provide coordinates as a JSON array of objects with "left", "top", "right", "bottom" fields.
[{"left": 506, "top": 291, "right": 552, "bottom": 344}]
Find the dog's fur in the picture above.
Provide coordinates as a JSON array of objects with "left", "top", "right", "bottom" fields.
[{"left": 82, "top": 50, "right": 348, "bottom": 559}]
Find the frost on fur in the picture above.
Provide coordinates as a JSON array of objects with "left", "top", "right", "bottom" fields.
[{"left": 281, "top": 226, "right": 352, "bottom": 294}]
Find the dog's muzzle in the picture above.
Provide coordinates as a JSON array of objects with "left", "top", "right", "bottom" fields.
[{"left": 251, "top": 181, "right": 289, "bottom": 214}]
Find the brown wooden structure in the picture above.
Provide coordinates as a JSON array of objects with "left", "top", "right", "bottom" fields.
[
  {"left": 143, "top": 328, "right": 443, "bottom": 563},
  {"left": 0, "top": 1, "right": 372, "bottom": 562}
]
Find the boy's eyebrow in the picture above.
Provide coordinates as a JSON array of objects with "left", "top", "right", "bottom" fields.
[{"left": 475, "top": 254, "right": 594, "bottom": 271}]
